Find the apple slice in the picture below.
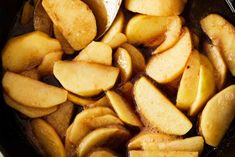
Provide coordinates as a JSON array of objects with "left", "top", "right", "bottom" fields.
[
  {"left": 200, "top": 14, "right": 235, "bottom": 76},
  {"left": 125, "top": 0, "right": 187, "bottom": 16},
  {"left": 88, "top": 148, "right": 118, "bottom": 157},
  {"left": 199, "top": 85, "right": 235, "bottom": 147},
  {"left": 129, "top": 150, "right": 199, "bottom": 157},
  {"left": 2, "top": 72, "right": 67, "bottom": 108},
  {"left": 45, "top": 101, "right": 74, "bottom": 139},
  {"left": 69, "top": 107, "right": 116, "bottom": 144},
  {"left": 88, "top": 96, "right": 111, "bottom": 108},
  {"left": 65, "top": 124, "right": 76, "bottom": 157},
  {"left": 3, "top": 94, "right": 57, "bottom": 118},
  {"left": 114, "top": 48, "right": 132, "bottom": 82},
  {"left": 106, "top": 33, "right": 127, "bottom": 49},
  {"left": 42, "top": 0, "right": 97, "bottom": 50},
  {"left": 53, "top": 61, "right": 119, "bottom": 97},
  {"left": 146, "top": 27, "right": 192, "bottom": 83},
  {"left": 89, "top": 114, "right": 124, "bottom": 128},
  {"left": 31, "top": 119, "right": 66, "bottom": 157},
  {"left": 77, "top": 126, "right": 130, "bottom": 157},
  {"left": 176, "top": 50, "right": 200, "bottom": 111},
  {"left": 121, "top": 43, "right": 145, "bottom": 73},
  {"left": 106, "top": 90, "right": 143, "bottom": 127},
  {"left": 204, "top": 43, "right": 227, "bottom": 90},
  {"left": 67, "top": 93, "right": 95, "bottom": 106},
  {"left": 134, "top": 77, "right": 192, "bottom": 135},
  {"left": 2, "top": 31, "right": 61, "bottom": 72},
  {"left": 128, "top": 131, "right": 177, "bottom": 150},
  {"left": 189, "top": 54, "right": 216, "bottom": 116},
  {"left": 74, "top": 41, "right": 112, "bottom": 66}
]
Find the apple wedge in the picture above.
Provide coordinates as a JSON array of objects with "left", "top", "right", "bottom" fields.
[
  {"left": 67, "top": 93, "right": 95, "bottom": 106},
  {"left": 106, "top": 90, "right": 143, "bottom": 127},
  {"left": 129, "top": 150, "right": 199, "bottom": 157},
  {"left": 74, "top": 41, "right": 112, "bottom": 66},
  {"left": 106, "top": 33, "right": 127, "bottom": 49},
  {"left": 65, "top": 124, "right": 76, "bottom": 157},
  {"left": 3, "top": 94, "right": 57, "bottom": 118},
  {"left": 189, "top": 54, "right": 216, "bottom": 116},
  {"left": 128, "top": 131, "right": 177, "bottom": 150},
  {"left": 31, "top": 119, "right": 66, "bottom": 157},
  {"left": 125, "top": 0, "right": 187, "bottom": 16},
  {"left": 114, "top": 48, "right": 132, "bottom": 82},
  {"left": 21, "top": 69, "right": 40, "bottom": 80},
  {"left": 69, "top": 107, "right": 116, "bottom": 144},
  {"left": 176, "top": 50, "right": 200, "bottom": 111},
  {"left": 199, "top": 85, "right": 235, "bottom": 147},
  {"left": 2, "top": 31, "right": 61, "bottom": 72},
  {"left": 42, "top": 0, "right": 97, "bottom": 50},
  {"left": 45, "top": 101, "right": 74, "bottom": 139},
  {"left": 53, "top": 61, "right": 119, "bottom": 97},
  {"left": 204, "top": 43, "right": 227, "bottom": 90},
  {"left": 146, "top": 27, "right": 192, "bottom": 83},
  {"left": 121, "top": 43, "right": 145, "bottom": 73},
  {"left": 38, "top": 51, "right": 63, "bottom": 76},
  {"left": 2, "top": 72, "right": 67, "bottom": 108},
  {"left": 77, "top": 126, "right": 130, "bottom": 157},
  {"left": 88, "top": 114, "right": 123, "bottom": 128},
  {"left": 88, "top": 148, "right": 118, "bottom": 157},
  {"left": 200, "top": 14, "right": 235, "bottom": 76},
  {"left": 134, "top": 77, "right": 192, "bottom": 135}
]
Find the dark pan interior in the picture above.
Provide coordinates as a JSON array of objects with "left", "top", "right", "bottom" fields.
[{"left": 0, "top": 0, "right": 235, "bottom": 156}]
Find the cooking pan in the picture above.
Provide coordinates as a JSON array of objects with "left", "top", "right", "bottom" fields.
[{"left": 0, "top": 0, "right": 235, "bottom": 156}]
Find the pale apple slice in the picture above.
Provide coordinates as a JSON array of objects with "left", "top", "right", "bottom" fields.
[
  {"left": 189, "top": 54, "right": 216, "bottom": 116},
  {"left": 42, "top": 0, "right": 97, "bottom": 50},
  {"left": 2, "top": 31, "right": 61, "bottom": 72},
  {"left": 67, "top": 93, "right": 95, "bottom": 106},
  {"left": 3, "top": 94, "right": 57, "bottom": 118},
  {"left": 199, "top": 85, "right": 235, "bottom": 147},
  {"left": 88, "top": 114, "right": 124, "bottom": 128},
  {"left": 125, "top": 0, "right": 187, "bottom": 16},
  {"left": 129, "top": 150, "right": 199, "bottom": 157},
  {"left": 53, "top": 61, "right": 119, "bottom": 97},
  {"left": 121, "top": 43, "right": 145, "bottom": 73},
  {"left": 146, "top": 27, "right": 192, "bottom": 83},
  {"left": 2, "top": 72, "right": 67, "bottom": 108},
  {"left": 77, "top": 126, "right": 130, "bottom": 157},
  {"left": 87, "top": 96, "right": 111, "bottom": 108},
  {"left": 69, "top": 107, "right": 116, "bottom": 144},
  {"left": 65, "top": 124, "right": 76, "bottom": 157},
  {"left": 101, "top": 11, "right": 125, "bottom": 43},
  {"left": 200, "top": 14, "right": 235, "bottom": 76},
  {"left": 38, "top": 51, "right": 63, "bottom": 76},
  {"left": 106, "top": 33, "right": 127, "bottom": 49},
  {"left": 88, "top": 148, "right": 118, "bottom": 157},
  {"left": 158, "top": 136, "right": 204, "bottom": 153},
  {"left": 21, "top": 69, "right": 40, "bottom": 80},
  {"left": 114, "top": 48, "right": 132, "bottom": 82},
  {"left": 31, "top": 119, "right": 66, "bottom": 157},
  {"left": 45, "top": 101, "right": 74, "bottom": 139},
  {"left": 74, "top": 41, "right": 112, "bottom": 66},
  {"left": 204, "top": 43, "right": 227, "bottom": 90},
  {"left": 134, "top": 77, "right": 192, "bottom": 135},
  {"left": 176, "top": 50, "right": 200, "bottom": 111},
  {"left": 128, "top": 130, "right": 177, "bottom": 150},
  {"left": 106, "top": 90, "right": 143, "bottom": 127}
]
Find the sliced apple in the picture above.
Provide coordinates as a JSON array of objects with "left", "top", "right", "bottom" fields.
[
  {"left": 121, "top": 43, "right": 145, "bottom": 73},
  {"left": 114, "top": 48, "right": 132, "bottom": 82},
  {"left": 77, "top": 126, "right": 130, "bottom": 157},
  {"left": 45, "top": 101, "right": 74, "bottom": 139},
  {"left": 65, "top": 124, "right": 76, "bottom": 157},
  {"left": 189, "top": 54, "right": 216, "bottom": 116},
  {"left": 88, "top": 148, "right": 118, "bottom": 157},
  {"left": 69, "top": 107, "right": 116, "bottom": 144},
  {"left": 53, "top": 61, "right": 119, "bottom": 97},
  {"left": 204, "top": 43, "right": 227, "bottom": 90},
  {"left": 67, "top": 93, "right": 95, "bottom": 106},
  {"left": 21, "top": 69, "right": 40, "bottom": 80},
  {"left": 125, "top": 0, "right": 187, "bottom": 16},
  {"left": 38, "top": 51, "right": 63, "bottom": 76},
  {"left": 134, "top": 77, "right": 192, "bottom": 135},
  {"left": 106, "top": 33, "right": 127, "bottom": 49},
  {"left": 176, "top": 50, "right": 200, "bottom": 111},
  {"left": 146, "top": 27, "right": 192, "bottom": 83},
  {"left": 128, "top": 131, "right": 177, "bottom": 150},
  {"left": 3, "top": 94, "right": 57, "bottom": 118},
  {"left": 88, "top": 96, "right": 111, "bottom": 108},
  {"left": 2, "top": 72, "right": 67, "bottom": 108},
  {"left": 42, "top": 0, "right": 96, "bottom": 50},
  {"left": 74, "top": 41, "right": 112, "bottom": 66},
  {"left": 31, "top": 119, "right": 66, "bottom": 157},
  {"left": 200, "top": 14, "right": 235, "bottom": 76},
  {"left": 2, "top": 31, "right": 61, "bottom": 72},
  {"left": 129, "top": 150, "right": 199, "bottom": 157},
  {"left": 88, "top": 114, "right": 124, "bottom": 128},
  {"left": 200, "top": 85, "right": 235, "bottom": 147},
  {"left": 106, "top": 90, "right": 143, "bottom": 127},
  {"left": 101, "top": 11, "right": 125, "bottom": 43}
]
